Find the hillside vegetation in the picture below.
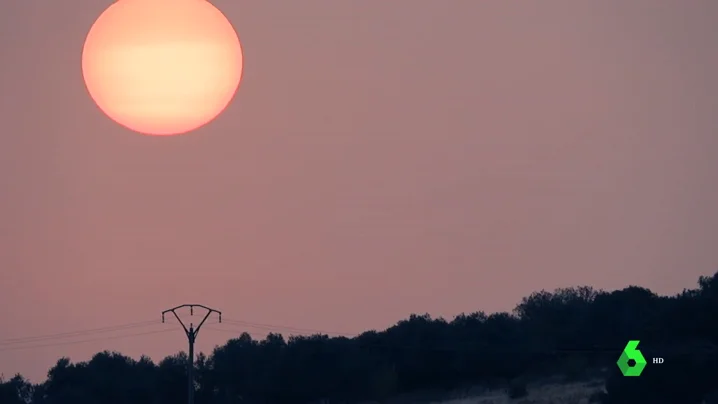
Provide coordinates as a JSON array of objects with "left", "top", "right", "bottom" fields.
[{"left": 2, "top": 272, "right": 718, "bottom": 404}]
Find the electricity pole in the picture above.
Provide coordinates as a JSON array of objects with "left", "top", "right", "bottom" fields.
[{"left": 162, "top": 304, "right": 221, "bottom": 404}]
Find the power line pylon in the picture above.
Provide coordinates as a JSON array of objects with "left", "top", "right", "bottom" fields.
[{"left": 162, "top": 304, "right": 221, "bottom": 404}]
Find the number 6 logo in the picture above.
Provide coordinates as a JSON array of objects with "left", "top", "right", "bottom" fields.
[{"left": 617, "top": 340, "right": 647, "bottom": 376}]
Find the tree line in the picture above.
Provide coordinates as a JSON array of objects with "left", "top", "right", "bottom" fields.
[{"left": 2, "top": 272, "right": 718, "bottom": 404}]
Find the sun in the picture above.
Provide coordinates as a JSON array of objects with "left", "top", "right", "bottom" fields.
[{"left": 81, "top": 0, "right": 243, "bottom": 136}]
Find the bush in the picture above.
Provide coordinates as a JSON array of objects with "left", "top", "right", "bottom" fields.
[
  {"left": 562, "top": 355, "right": 588, "bottom": 381},
  {"left": 507, "top": 378, "right": 528, "bottom": 399},
  {"left": 703, "top": 390, "right": 718, "bottom": 404},
  {"left": 589, "top": 390, "right": 607, "bottom": 403}
]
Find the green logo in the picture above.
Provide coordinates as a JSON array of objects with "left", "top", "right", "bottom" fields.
[{"left": 617, "top": 340, "right": 647, "bottom": 376}]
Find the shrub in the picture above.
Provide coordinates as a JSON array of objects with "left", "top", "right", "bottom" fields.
[
  {"left": 507, "top": 378, "right": 528, "bottom": 399},
  {"left": 589, "top": 390, "right": 607, "bottom": 403}
]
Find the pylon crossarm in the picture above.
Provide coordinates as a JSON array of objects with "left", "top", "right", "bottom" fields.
[{"left": 165, "top": 304, "right": 217, "bottom": 313}]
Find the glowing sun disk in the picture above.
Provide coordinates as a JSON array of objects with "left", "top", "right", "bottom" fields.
[{"left": 82, "top": 0, "right": 243, "bottom": 136}]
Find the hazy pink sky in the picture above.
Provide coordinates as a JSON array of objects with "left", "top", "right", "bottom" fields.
[{"left": 1, "top": 0, "right": 718, "bottom": 382}]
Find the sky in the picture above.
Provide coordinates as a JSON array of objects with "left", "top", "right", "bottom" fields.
[{"left": 1, "top": 0, "right": 718, "bottom": 383}]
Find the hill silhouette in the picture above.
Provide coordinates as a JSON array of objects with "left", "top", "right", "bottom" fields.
[{"left": 2, "top": 272, "right": 718, "bottom": 404}]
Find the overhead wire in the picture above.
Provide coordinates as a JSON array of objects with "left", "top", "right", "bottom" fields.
[
  {"left": 221, "top": 317, "right": 355, "bottom": 337},
  {"left": 0, "top": 309, "right": 214, "bottom": 348},
  {"left": 0, "top": 315, "right": 221, "bottom": 354},
  {"left": 0, "top": 328, "right": 176, "bottom": 353},
  {"left": 203, "top": 326, "right": 264, "bottom": 339},
  {"left": 0, "top": 319, "right": 161, "bottom": 346}
]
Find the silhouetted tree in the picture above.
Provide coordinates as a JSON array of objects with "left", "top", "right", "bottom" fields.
[{"left": 0, "top": 374, "right": 32, "bottom": 404}]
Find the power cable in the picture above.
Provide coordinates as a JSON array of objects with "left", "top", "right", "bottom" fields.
[
  {"left": 204, "top": 326, "right": 262, "bottom": 337},
  {"left": 0, "top": 319, "right": 161, "bottom": 346},
  {"left": 221, "top": 317, "right": 355, "bottom": 337},
  {"left": 0, "top": 328, "right": 176, "bottom": 353}
]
